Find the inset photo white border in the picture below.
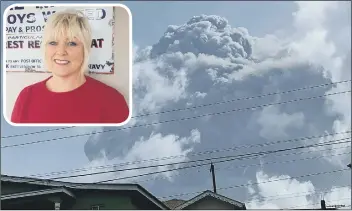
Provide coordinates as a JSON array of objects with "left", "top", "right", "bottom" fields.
[{"left": 2, "top": 3, "right": 133, "bottom": 127}]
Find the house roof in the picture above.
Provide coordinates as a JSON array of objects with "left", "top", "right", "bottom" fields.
[
  {"left": 1, "top": 187, "right": 75, "bottom": 200},
  {"left": 1, "top": 174, "right": 169, "bottom": 210},
  {"left": 163, "top": 199, "right": 186, "bottom": 209},
  {"left": 175, "top": 190, "right": 246, "bottom": 210}
]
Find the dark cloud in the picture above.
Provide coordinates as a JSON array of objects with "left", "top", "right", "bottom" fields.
[
  {"left": 83, "top": 12, "right": 350, "bottom": 204},
  {"left": 149, "top": 15, "right": 253, "bottom": 60}
]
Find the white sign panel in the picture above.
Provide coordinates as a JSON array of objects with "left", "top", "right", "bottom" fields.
[{"left": 5, "top": 6, "right": 115, "bottom": 74}]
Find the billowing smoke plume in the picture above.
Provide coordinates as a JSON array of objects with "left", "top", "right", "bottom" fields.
[{"left": 83, "top": 6, "right": 350, "bottom": 207}]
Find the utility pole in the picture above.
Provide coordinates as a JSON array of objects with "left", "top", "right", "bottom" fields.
[
  {"left": 210, "top": 162, "right": 217, "bottom": 193},
  {"left": 321, "top": 199, "right": 326, "bottom": 210}
]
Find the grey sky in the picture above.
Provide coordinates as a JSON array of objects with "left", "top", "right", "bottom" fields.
[{"left": 1, "top": 1, "right": 351, "bottom": 209}]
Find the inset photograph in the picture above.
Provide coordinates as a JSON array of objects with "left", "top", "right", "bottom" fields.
[{"left": 3, "top": 4, "right": 132, "bottom": 126}]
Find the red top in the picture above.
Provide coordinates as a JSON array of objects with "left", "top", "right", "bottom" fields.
[{"left": 11, "top": 76, "right": 129, "bottom": 124}]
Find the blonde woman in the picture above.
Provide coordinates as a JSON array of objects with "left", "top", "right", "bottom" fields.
[{"left": 11, "top": 9, "right": 129, "bottom": 124}]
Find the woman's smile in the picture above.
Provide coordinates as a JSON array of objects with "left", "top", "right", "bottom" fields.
[{"left": 54, "top": 59, "right": 70, "bottom": 65}]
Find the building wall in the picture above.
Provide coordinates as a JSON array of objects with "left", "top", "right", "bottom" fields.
[
  {"left": 70, "top": 190, "right": 137, "bottom": 210},
  {"left": 2, "top": 198, "right": 57, "bottom": 210},
  {"left": 2, "top": 183, "right": 137, "bottom": 210},
  {"left": 183, "top": 196, "right": 240, "bottom": 210}
]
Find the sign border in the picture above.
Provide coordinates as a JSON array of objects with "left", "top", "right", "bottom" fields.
[{"left": 2, "top": 2, "right": 133, "bottom": 127}]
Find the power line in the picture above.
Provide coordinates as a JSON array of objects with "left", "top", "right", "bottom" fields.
[
  {"left": 50, "top": 146, "right": 352, "bottom": 184},
  {"left": 47, "top": 138, "right": 351, "bottom": 181},
  {"left": 219, "top": 150, "right": 351, "bottom": 172},
  {"left": 2, "top": 79, "right": 349, "bottom": 140},
  {"left": 15, "top": 138, "right": 349, "bottom": 186},
  {"left": 285, "top": 197, "right": 351, "bottom": 209},
  {"left": 245, "top": 185, "right": 351, "bottom": 204},
  {"left": 2, "top": 90, "right": 350, "bottom": 149},
  {"left": 133, "top": 79, "right": 351, "bottom": 118},
  {"left": 6, "top": 141, "right": 350, "bottom": 200},
  {"left": 26, "top": 147, "right": 350, "bottom": 189},
  {"left": 37, "top": 166, "right": 348, "bottom": 200},
  {"left": 50, "top": 138, "right": 349, "bottom": 184},
  {"left": 34, "top": 143, "right": 350, "bottom": 184},
  {"left": 129, "top": 148, "right": 351, "bottom": 184},
  {"left": 160, "top": 168, "right": 350, "bottom": 199},
  {"left": 28, "top": 131, "right": 351, "bottom": 178},
  {"left": 1, "top": 127, "right": 74, "bottom": 139}
]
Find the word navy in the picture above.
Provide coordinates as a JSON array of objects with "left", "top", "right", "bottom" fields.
[{"left": 88, "top": 64, "right": 105, "bottom": 70}]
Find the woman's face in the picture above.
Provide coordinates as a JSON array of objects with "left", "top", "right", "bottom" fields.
[{"left": 45, "top": 35, "right": 85, "bottom": 78}]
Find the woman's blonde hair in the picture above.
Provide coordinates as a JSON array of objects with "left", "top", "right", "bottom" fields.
[{"left": 41, "top": 9, "right": 92, "bottom": 74}]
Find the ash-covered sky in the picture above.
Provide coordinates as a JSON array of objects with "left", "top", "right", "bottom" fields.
[{"left": 1, "top": 1, "right": 351, "bottom": 209}]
